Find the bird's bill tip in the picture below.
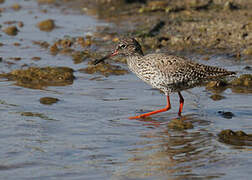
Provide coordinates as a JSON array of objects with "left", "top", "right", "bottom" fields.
[{"left": 93, "top": 50, "right": 119, "bottom": 65}]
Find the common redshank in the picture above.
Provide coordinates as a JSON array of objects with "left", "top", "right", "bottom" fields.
[{"left": 94, "top": 38, "right": 235, "bottom": 119}]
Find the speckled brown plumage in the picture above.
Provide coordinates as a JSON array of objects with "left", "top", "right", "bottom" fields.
[
  {"left": 95, "top": 38, "right": 235, "bottom": 119},
  {"left": 127, "top": 53, "right": 234, "bottom": 94}
]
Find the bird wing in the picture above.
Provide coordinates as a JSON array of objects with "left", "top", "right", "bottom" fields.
[{"left": 144, "top": 53, "right": 234, "bottom": 88}]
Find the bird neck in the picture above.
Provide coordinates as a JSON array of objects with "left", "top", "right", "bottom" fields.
[
  {"left": 126, "top": 54, "right": 144, "bottom": 72},
  {"left": 127, "top": 53, "right": 144, "bottom": 62},
  {"left": 125, "top": 48, "right": 144, "bottom": 71}
]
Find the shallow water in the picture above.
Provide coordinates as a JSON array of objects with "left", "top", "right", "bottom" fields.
[{"left": 0, "top": 1, "right": 252, "bottom": 180}]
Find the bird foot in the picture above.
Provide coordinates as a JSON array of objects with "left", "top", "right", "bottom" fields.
[{"left": 129, "top": 115, "right": 146, "bottom": 119}]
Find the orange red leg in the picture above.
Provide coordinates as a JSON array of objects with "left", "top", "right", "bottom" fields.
[
  {"left": 178, "top": 91, "right": 184, "bottom": 116},
  {"left": 129, "top": 95, "right": 171, "bottom": 119}
]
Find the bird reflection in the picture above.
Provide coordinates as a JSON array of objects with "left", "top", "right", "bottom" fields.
[{"left": 118, "top": 114, "right": 224, "bottom": 179}]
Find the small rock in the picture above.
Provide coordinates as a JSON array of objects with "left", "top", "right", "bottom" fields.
[
  {"left": 244, "top": 66, "right": 252, "bottom": 71},
  {"left": 9, "top": 57, "right": 21, "bottom": 61},
  {"left": 37, "top": 19, "right": 55, "bottom": 31},
  {"left": 40, "top": 97, "right": 59, "bottom": 105},
  {"left": 3, "top": 26, "right": 18, "bottom": 36},
  {"left": 210, "top": 94, "right": 225, "bottom": 101},
  {"left": 11, "top": 3, "right": 21, "bottom": 11},
  {"left": 13, "top": 42, "right": 21, "bottom": 46},
  {"left": 218, "top": 111, "right": 234, "bottom": 119},
  {"left": 31, "top": 57, "right": 41, "bottom": 61},
  {"left": 218, "top": 129, "right": 252, "bottom": 146}
]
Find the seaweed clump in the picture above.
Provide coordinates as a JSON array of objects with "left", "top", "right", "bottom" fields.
[
  {"left": 0, "top": 67, "right": 74, "bottom": 89},
  {"left": 80, "top": 62, "right": 128, "bottom": 77},
  {"left": 218, "top": 129, "right": 252, "bottom": 146}
]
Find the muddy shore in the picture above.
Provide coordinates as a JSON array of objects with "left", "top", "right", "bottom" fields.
[{"left": 70, "top": 0, "right": 252, "bottom": 58}]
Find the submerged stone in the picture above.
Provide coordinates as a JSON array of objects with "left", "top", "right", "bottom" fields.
[
  {"left": 168, "top": 118, "right": 193, "bottom": 130},
  {"left": 37, "top": 19, "right": 55, "bottom": 31},
  {"left": 40, "top": 97, "right": 59, "bottom": 105},
  {"left": 218, "top": 111, "right": 235, "bottom": 119},
  {"left": 3, "top": 26, "right": 18, "bottom": 36},
  {"left": 218, "top": 129, "right": 252, "bottom": 146},
  {"left": 31, "top": 57, "right": 41, "bottom": 61}
]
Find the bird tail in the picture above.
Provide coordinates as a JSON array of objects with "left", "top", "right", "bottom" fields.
[{"left": 202, "top": 65, "right": 236, "bottom": 78}]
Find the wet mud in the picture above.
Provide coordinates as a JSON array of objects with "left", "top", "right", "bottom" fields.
[{"left": 75, "top": 0, "right": 252, "bottom": 58}]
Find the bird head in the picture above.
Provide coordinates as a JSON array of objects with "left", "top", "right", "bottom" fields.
[{"left": 94, "top": 38, "right": 143, "bottom": 65}]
